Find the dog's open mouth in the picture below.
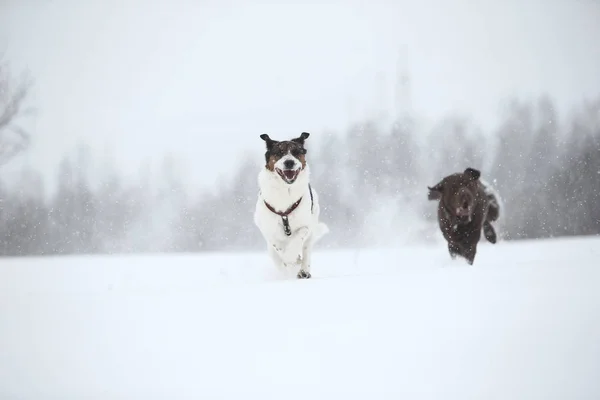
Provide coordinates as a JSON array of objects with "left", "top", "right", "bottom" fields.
[{"left": 276, "top": 168, "right": 299, "bottom": 183}]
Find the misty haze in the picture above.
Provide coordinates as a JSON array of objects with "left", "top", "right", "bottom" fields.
[{"left": 0, "top": 1, "right": 599, "bottom": 399}]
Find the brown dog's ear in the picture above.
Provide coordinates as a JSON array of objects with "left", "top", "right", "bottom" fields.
[
  {"left": 427, "top": 182, "right": 444, "bottom": 201},
  {"left": 292, "top": 132, "right": 310, "bottom": 146},
  {"left": 260, "top": 134, "right": 277, "bottom": 149},
  {"left": 464, "top": 167, "right": 481, "bottom": 181}
]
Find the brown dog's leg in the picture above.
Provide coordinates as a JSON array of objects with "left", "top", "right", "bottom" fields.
[
  {"left": 483, "top": 222, "right": 497, "bottom": 244},
  {"left": 486, "top": 194, "right": 500, "bottom": 222},
  {"left": 448, "top": 242, "right": 460, "bottom": 260},
  {"left": 463, "top": 243, "right": 477, "bottom": 265}
]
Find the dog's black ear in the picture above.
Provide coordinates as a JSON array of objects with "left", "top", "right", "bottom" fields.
[
  {"left": 464, "top": 167, "right": 481, "bottom": 181},
  {"left": 292, "top": 132, "right": 310, "bottom": 146},
  {"left": 427, "top": 182, "right": 444, "bottom": 201},
  {"left": 260, "top": 134, "right": 277, "bottom": 149}
]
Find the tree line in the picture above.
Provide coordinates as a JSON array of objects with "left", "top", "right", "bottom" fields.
[
  {"left": 1, "top": 55, "right": 599, "bottom": 255},
  {"left": 1, "top": 96, "right": 598, "bottom": 256}
]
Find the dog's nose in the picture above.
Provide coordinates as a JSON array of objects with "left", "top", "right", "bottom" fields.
[{"left": 283, "top": 160, "right": 295, "bottom": 169}]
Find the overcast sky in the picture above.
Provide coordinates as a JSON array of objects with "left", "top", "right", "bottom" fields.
[{"left": 1, "top": 0, "right": 599, "bottom": 188}]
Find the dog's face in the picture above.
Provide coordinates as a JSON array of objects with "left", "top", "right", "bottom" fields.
[
  {"left": 260, "top": 132, "right": 309, "bottom": 184},
  {"left": 428, "top": 168, "right": 482, "bottom": 223}
]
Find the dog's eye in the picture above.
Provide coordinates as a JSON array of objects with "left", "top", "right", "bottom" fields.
[
  {"left": 291, "top": 148, "right": 305, "bottom": 157},
  {"left": 271, "top": 147, "right": 285, "bottom": 157}
]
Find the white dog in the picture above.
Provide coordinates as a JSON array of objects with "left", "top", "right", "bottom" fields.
[{"left": 254, "top": 132, "right": 328, "bottom": 279}]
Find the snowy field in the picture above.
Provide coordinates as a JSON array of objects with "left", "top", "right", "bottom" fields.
[{"left": 1, "top": 236, "right": 600, "bottom": 399}]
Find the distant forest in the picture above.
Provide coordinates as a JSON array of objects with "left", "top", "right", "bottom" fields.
[{"left": 0, "top": 91, "right": 599, "bottom": 255}]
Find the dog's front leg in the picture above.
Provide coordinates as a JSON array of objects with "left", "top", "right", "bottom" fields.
[
  {"left": 281, "top": 227, "right": 310, "bottom": 267},
  {"left": 267, "top": 244, "right": 286, "bottom": 271},
  {"left": 297, "top": 238, "right": 313, "bottom": 279},
  {"left": 270, "top": 241, "right": 299, "bottom": 267},
  {"left": 269, "top": 242, "right": 287, "bottom": 260}
]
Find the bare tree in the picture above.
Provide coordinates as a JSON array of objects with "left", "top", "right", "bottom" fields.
[{"left": 0, "top": 54, "right": 33, "bottom": 165}]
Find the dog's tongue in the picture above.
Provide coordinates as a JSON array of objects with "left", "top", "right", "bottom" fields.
[{"left": 284, "top": 170, "right": 297, "bottom": 180}]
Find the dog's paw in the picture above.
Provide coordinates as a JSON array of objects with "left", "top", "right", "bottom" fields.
[{"left": 297, "top": 270, "right": 311, "bottom": 279}]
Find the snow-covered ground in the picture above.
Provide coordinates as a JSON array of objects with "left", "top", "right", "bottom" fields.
[{"left": 1, "top": 236, "right": 599, "bottom": 399}]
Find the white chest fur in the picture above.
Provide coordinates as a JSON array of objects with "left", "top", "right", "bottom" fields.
[{"left": 254, "top": 167, "right": 316, "bottom": 245}]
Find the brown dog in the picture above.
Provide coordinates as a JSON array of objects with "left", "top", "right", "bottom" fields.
[{"left": 427, "top": 168, "right": 500, "bottom": 265}]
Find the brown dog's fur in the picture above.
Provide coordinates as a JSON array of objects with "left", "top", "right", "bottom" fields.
[{"left": 427, "top": 168, "right": 500, "bottom": 265}]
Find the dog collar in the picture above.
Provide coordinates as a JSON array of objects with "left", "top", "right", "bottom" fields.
[{"left": 264, "top": 197, "right": 303, "bottom": 236}]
